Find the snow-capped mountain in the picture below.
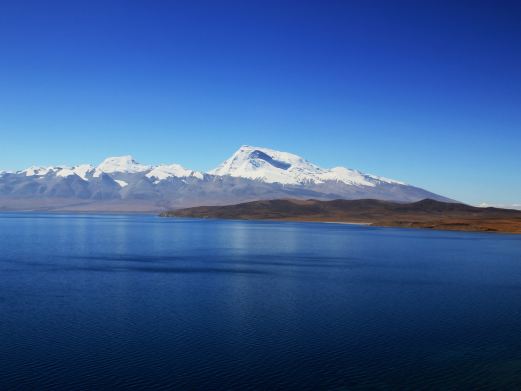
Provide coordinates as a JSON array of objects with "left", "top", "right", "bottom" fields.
[
  {"left": 93, "top": 156, "right": 150, "bottom": 177},
  {"left": 0, "top": 146, "right": 452, "bottom": 211},
  {"left": 210, "top": 145, "right": 404, "bottom": 186}
]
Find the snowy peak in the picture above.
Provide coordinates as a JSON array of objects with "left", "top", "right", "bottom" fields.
[
  {"left": 12, "top": 155, "right": 203, "bottom": 183},
  {"left": 94, "top": 156, "right": 150, "bottom": 177},
  {"left": 20, "top": 166, "right": 59, "bottom": 177},
  {"left": 56, "top": 164, "right": 94, "bottom": 180},
  {"left": 209, "top": 145, "right": 405, "bottom": 186},
  {"left": 147, "top": 164, "right": 203, "bottom": 182},
  {"left": 209, "top": 145, "right": 324, "bottom": 185},
  {"left": 72, "top": 164, "right": 94, "bottom": 180},
  {"left": 92, "top": 156, "right": 202, "bottom": 181},
  {"left": 19, "top": 164, "right": 95, "bottom": 180}
]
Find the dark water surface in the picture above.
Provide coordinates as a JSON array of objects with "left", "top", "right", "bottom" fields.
[{"left": 1, "top": 213, "right": 521, "bottom": 390}]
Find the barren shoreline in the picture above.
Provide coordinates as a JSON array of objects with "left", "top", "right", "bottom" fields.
[{"left": 161, "top": 199, "right": 521, "bottom": 234}]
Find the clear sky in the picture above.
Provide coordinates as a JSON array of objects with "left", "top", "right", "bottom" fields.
[{"left": 0, "top": 1, "right": 520, "bottom": 206}]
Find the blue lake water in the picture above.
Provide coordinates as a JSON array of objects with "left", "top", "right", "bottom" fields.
[{"left": 1, "top": 213, "right": 521, "bottom": 390}]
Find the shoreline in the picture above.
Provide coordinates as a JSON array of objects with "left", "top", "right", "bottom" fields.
[
  {"left": 161, "top": 215, "right": 521, "bottom": 235},
  {"left": 161, "top": 199, "right": 521, "bottom": 235}
]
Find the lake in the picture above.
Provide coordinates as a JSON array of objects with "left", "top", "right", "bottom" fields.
[{"left": 1, "top": 213, "right": 521, "bottom": 389}]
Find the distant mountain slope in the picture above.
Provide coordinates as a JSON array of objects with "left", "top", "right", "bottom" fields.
[
  {"left": 0, "top": 146, "right": 452, "bottom": 211},
  {"left": 161, "top": 199, "right": 521, "bottom": 234}
]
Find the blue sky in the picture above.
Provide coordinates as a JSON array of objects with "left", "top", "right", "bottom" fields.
[{"left": 0, "top": 1, "right": 520, "bottom": 205}]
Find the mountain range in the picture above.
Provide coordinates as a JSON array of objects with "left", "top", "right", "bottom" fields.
[{"left": 0, "top": 146, "right": 451, "bottom": 212}]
